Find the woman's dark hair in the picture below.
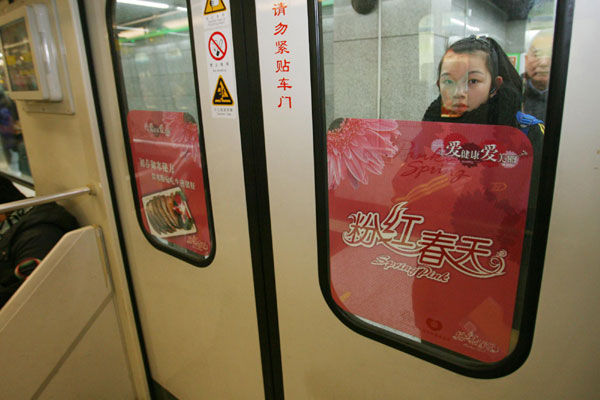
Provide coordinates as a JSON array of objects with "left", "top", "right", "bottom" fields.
[
  {"left": 438, "top": 35, "right": 522, "bottom": 93},
  {"left": 0, "top": 176, "right": 26, "bottom": 204}
]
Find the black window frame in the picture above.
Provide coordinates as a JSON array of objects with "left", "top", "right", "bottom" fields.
[
  {"left": 309, "top": 0, "right": 575, "bottom": 378},
  {"left": 106, "top": 0, "right": 216, "bottom": 267}
]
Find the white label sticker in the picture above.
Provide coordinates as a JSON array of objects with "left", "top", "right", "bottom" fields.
[
  {"left": 203, "top": 0, "right": 229, "bottom": 30},
  {"left": 200, "top": 0, "right": 237, "bottom": 119}
]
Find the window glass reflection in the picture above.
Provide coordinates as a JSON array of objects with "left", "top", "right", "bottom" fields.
[
  {"left": 324, "top": 0, "right": 556, "bottom": 126},
  {"left": 112, "top": 0, "right": 214, "bottom": 264},
  {"left": 115, "top": 0, "right": 197, "bottom": 121},
  {"left": 321, "top": 0, "right": 557, "bottom": 366},
  {"left": 0, "top": 82, "right": 31, "bottom": 183}
]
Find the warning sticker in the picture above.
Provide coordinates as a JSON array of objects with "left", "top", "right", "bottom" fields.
[
  {"left": 212, "top": 76, "right": 234, "bottom": 106},
  {"left": 204, "top": 0, "right": 226, "bottom": 15},
  {"left": 202, "top": 1, "right": 236, "bottom": 118}
]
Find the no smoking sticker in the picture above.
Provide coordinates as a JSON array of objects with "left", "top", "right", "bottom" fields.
[{"left": 208, "top": 31, "right": 227, "bottom": 61}]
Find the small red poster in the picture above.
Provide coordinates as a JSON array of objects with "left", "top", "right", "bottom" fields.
[
  {"left": 327, "top": 119, "right": 534, "bottom": 362},
  {"left": 127, "top": 110, "right": 211, "bottom": 257}
]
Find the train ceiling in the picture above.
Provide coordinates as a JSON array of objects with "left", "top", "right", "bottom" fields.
[{"left": 488, "top": 0, "right": 536, "bottom": 20}]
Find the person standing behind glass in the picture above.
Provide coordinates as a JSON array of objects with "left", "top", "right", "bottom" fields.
[
  {"left": 423, "top": 35, "right": 545, "bottom": 213},
  {"left": 422, "top": 35, "right": 544, "bottom": 214},
  {"left": 523, "top": 30, "right": 553, "bottom": 122},
  {"left": 0, "top": 87, "right": 30, "bottom": 176},
  {"left": 421, "top": 35, "right": 546, "bottom": 332},
  {"left": 0, "top": 87, "right": 18, "bottom": 169}
]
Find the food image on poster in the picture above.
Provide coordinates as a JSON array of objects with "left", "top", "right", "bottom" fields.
[
  {"left": 142, "top": 187, "right": 196, "bottom": 238},
  {"left": 127, "top": 110, "right": 212, "bottom": 258},
  {"left": 327, "top": 118, "right": 536, "bottom": 363}
]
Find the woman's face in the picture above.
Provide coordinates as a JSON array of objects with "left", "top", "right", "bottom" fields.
[{"left": 439, "top": 50, "right": 494, "bottom": 116}]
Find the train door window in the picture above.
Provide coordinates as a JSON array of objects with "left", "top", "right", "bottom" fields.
[
  {"left": 108, "top": 0, "right": 215, "bottom": 266},
  {"left": 313, "top": 0, "right": 571, "bottom": 376}
]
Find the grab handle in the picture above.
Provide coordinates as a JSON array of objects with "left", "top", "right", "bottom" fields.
[{"left": 0, "top": 185, "right": 94, "bottom": 214}]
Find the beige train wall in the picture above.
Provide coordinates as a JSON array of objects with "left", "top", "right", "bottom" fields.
[{"left": 0, "top": 0, "right": 148, "bottom": 398}]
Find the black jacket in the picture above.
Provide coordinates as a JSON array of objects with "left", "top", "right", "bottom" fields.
[
  {"left": 0, "top": 203, "right": 78, "bottom": 307},
  {"left": 523, "top": 78, "right": 548, "bottom": 122}
]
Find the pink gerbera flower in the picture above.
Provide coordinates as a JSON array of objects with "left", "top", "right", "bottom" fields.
[{"left": 327, "top": 118, "right": 401, "bottom": 189}]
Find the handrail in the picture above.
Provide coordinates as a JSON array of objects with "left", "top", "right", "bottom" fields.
[{"left": 0, "top": 186, "right": 94, "bottom": 214}]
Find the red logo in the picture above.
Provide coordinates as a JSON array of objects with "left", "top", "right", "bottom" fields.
[{"left": 426, "top": 318, "right": 443, "bottom": 331}]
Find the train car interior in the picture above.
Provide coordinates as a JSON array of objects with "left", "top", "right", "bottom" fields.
[{"left": 0, "top": 0, "right": 597, "bottom": 398}]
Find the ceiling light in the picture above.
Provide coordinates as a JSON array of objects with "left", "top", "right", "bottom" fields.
[
  {"left": 450, "top": 18, "right": 480, "bottom": 32},
  {"left": 118, "top": 27, "right": 147, "bottom": 39},
  {"left": 117, "top": 0, "right": 169, "bottom": 9},
  {"left": 163, "top": 17, "right": 188, "bottom": 30}
]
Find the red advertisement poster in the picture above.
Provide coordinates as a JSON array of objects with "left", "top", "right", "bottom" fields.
[
  {"left": 127, "top": 110, "right": 211, "bottom": 257},
  {"left": 327, "top": 119, "right": 534, "bottom": 362}
]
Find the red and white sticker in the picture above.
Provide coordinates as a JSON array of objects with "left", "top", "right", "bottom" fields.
[
  {"left": 208, "top": 31, "right": 227, "bottom": 61},
  {"left": 201, "top": 0, "right": 237, "bottom": 119}
]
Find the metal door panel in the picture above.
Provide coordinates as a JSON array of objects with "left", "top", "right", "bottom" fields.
[
  {"left": 83, "top": 1, "right": 264, "bottom": 397},
  {"left": 255, "top": 0, "right": 600, "bottom": 398}
]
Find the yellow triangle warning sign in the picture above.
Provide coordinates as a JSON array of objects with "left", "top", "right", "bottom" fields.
[
  {"left": 212, "top": 76, "right": 234, "bottom": 106},
  {"left": 204, "top": 0, "right": 226, "bottom": 15}
]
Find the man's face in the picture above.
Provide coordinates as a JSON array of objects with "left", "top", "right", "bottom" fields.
[{"left": 525, "top": 35, "right": 553, "bottom": 91}]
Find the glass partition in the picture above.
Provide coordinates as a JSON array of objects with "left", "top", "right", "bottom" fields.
[
  {"left": 323, "top": 0, "right": 555, "bottom": 125},
  {"left": 114, "top": 0, "right": 198, "bottom": 118},
  {"left": 109, "top": 0, "right": 215, "bottom": 266},
  {"left": 0, "top": 36, "right": 31, "bottom": 184},
  {"left": 0, "top": 82, "right": 31, "bottom": 184},
  {"left": 316, "top": 0, "right": 562, "bottom": 375}
]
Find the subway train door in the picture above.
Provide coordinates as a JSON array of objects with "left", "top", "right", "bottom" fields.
[
  {"left": 252, "top": 0, "right": 598, "bottom": 399},
  {"left": 83, "top": 1, "right": 270, "bottom": 398},
  {"left": 82, "top": 0, "right": 599, "bottom": 398}
]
